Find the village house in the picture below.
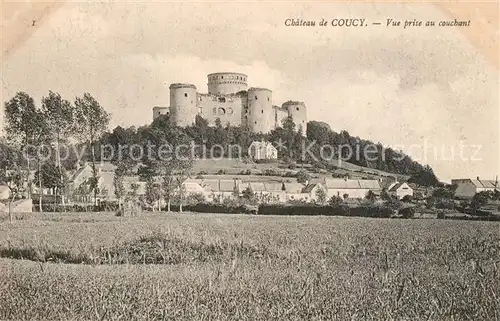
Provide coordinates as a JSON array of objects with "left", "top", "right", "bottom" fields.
[
  {"left": 248, "top": 141, "right": 278, "bottom": 160},
  {"left": 67, "top": 162, "right": 150, "bottom": 204},
  {"left": 323, "top": 178, "right": 382, "bottom": 199},
  {"left": 302, "top": 183, "right": 328, "bottom": 202},
  {"left": 452, "top": 177, "right": 499, "bottom": 199},
  {"left": 387, "top": 182, "right": 414, "bottom": 199},
  {"left": 182, "top": 178, "right": 242, "bottom": 202},
  {"left": 284, "top": 182, "right": 307, "bottom": 202}
]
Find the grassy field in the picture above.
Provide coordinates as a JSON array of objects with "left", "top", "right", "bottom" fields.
[{"left": 0, "top": 212, "right": 499, "bottom": 320}]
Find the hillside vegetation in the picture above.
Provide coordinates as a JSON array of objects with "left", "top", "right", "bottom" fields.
[{"left": 93, "top": 115, "right": 440, "bottom": 186}]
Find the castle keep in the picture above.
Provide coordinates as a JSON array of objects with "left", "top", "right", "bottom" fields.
[{"left": 152, "top": 72, "right": 307, "bottom": 134}]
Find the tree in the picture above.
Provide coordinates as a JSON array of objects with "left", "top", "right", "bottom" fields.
[
  {"left": 296, "top": 169, "right": 310, "bottom": 184},
  {"left": 139, "top": 163, "right": 162, "bottom": 211},
  {"left": 159, "top": 157, "right": 193, "bottom": 212},
  {"left": 34, "top": 162, "right": 66, "bottom": 211},
  {"left": 113, "top": 162, "right": 127, "bottom": 211},
  {"left": 4, "top": 92, "right": 49, "bottom": 200},
  {"left": 365, "top": 190, "right": 377, "bottom": 202},
  {"left": 432, "top": 187, "right": 454, "bottom": 199},
  {"left": 380, "top": 189, "right": 391, "bottom": 201},
  {"left": 241, "top": 186, "right": 256, "bottom": 205},
  {"left": 471, "top": 191, "right": 491, "bottom": 211},
  {"left": 315, "top": 187, "right": 327, "bottom": 205},
  {"left": 74, "top": 93, "right": 110, "bottom": 206},
  {"left": 328, "top": 195, "right": 343, "bottom": 206},
  {"left": 41, "top": 91, "right": 75, "bottom": 206},
  {"left": 5, "top": 165, "right": 24, "bottom": 223}
]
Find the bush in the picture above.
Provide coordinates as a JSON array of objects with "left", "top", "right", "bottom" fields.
[
  {"left": 399, "top": 207, "right": 416, "bottom": 219},
  {"left": 239, "top": 169, "right": 252, "bottom": 175},
  {"left": 401, "top": 195, "right": 413, "bottom": 203},
  {"left": 262, "top": 169, "right": 279, "bottom": 176}
]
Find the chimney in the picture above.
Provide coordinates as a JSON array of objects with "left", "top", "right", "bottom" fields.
[{"left": 477, "top": 176, "right": 480, "bottom": 181}]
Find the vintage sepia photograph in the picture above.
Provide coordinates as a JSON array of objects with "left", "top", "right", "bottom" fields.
[{"left": 0, "top": 1, "right": 499, "bottom": 320}]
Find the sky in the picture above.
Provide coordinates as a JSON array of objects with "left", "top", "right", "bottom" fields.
[{"left": 1, "top": 1, "right": 499, "bottom": 182}]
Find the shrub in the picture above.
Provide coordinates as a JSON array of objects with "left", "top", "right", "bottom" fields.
[
  {"left": 399, "top": 206, "right": 416, "bottom": 219},
  {"left": 239, "top": 169, "right": 252, "bottom": 175},
  {"left": 401, "top": 195, "right": 413, "bottom": 203}
]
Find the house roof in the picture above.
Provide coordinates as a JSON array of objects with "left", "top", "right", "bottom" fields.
[
  {"left": 248, "top": 182, "right": 267, "bottom": 192},
  {"left": 200, "top": 179, "right": 219, "bottom": 192},
  {"left": 380, "top": 177, "right": 397, "bottom": 189},
  {"left": 325, "top": 179, "right": 381, "bottom": 190},
  {"left": 388, "top": 182, "right": 404, "bottom": 192},
  {"left": 284, "top": 182, "right": 305, "bottom": 193},
  {"left": 219, "top": 180, "right": 238, "bottom": 192},
  {"left": 264, "top": 182, "right": 285, "bottom": 192},
  {"left": 359, "top": 180, "right": 381, "bottom": 189},
  {"left": 470, "top": 179, "right": 499, "bottom": 189},
  {"left": 302, "top": 183, "right": 321, "bottom": 193},
  {"left": 185, "top": 179, "right": 241, "bottom": 193}
]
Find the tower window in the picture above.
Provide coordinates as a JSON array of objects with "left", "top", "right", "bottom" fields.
[
  {"left": 184, "top": 93, "right": 188, "bottom": 97},
  {"left": 261, "top": 110, "right": 263, "bottom": 113},
  {"left": 219, "top": 97, "right": 226, "bottom": 103},
  {"left": 255, "top": 121, "right": 257, "bottom": 124},
  {"left": 221, "top": 76, "right": 224, "bottom": 79},
  {"left": 255, "top": 96, "right": 258, "bottom": 100},
  {"left": 296, "top": 107, "right": 299, "bottom": 111},
  {"left": 268, "top": 97, "right": 270, "bottom": 101}
]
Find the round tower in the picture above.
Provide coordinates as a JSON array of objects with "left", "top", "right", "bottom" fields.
[
  {"left": 207, "top": 72, "right": 248, "bottom": 95},
  {"left": 283, "top": 101, "right": 307, "bottom": 135},
  {"left": 247, "top": 87, "right": 273, "bottom": 133},
  {"left": 169, "top": 83, "right": 197, "bottom": 127}
]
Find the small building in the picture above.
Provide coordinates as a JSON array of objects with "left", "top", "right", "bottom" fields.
[
  {"left": 387, "top": 182, "right": 414, "bottom": 199},
  {"left": 248, "top": 141, "right": 278, "bottom": 160},
  {"left": 283, "top": 182, "right": 307, "bottom": 202},
  {"left": 452, "top": 178, "right": 500, "bottom": 199},
  {"left": 302, "top": 183, "right": 328, "bottom": 202},
  {"left": 324, "top": 178, "right": 381, "bottom": 199}
]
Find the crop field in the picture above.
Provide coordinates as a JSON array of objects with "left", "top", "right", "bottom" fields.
[{"left": 0, "top": 212, "right": 499, "bottom": 320}]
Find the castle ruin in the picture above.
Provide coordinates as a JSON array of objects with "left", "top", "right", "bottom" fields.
[{"left": 152, "top": 72, "right": 307, "bottom": 134}]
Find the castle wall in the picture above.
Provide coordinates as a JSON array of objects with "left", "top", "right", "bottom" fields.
[
  {"left": 169, "top": 84, "right": 198, "bottom": 127},
  {"left": 273, "top": 106, "right": 289, "bottom": 129},
  {"left": 283, "top": 101, "right": 307, "bottom": 134},
  {"left": 153, "top": 106, "right": 169, "bottom": 120},
  {"left": 208, "top": 73, "right": 248, "bottom": 95},
  {"left": 247, "top": 88, "right": 274, "bottom": 133},
  {"left": 197, "top": 93, "right": 245, "bottom": 127},
  {"left": 155, "top": 73, "right": 307, "bottom": 133}
]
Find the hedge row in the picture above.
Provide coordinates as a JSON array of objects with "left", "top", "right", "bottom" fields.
[
  {"left": 33, "top": 203, "right": 120, "bottom": 213},
  {"left": 163, "top": 203, "right": 257, "bottom": 214},
  {"left": 257, "top": 204, "right": 394, "bottom": 218},
  {"left": 162, "top": 203, "right": 395, "bottom": 218}
]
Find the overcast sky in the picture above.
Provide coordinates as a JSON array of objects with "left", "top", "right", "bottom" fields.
[{"left": 1, "top": 2, "right": 498, "bottom": 182}]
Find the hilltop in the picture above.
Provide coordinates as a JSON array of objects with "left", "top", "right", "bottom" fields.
[{"left": 94, "top": 114, "right": 440, "bottom": 187}]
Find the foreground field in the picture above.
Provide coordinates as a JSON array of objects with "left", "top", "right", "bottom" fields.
[{"left": 0, "top": 212, "right": 499, "bottom": 320}]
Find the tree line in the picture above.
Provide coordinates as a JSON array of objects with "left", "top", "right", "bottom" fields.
[{"left": 1, "top": 91, "right": 441, "bottom": 218}]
